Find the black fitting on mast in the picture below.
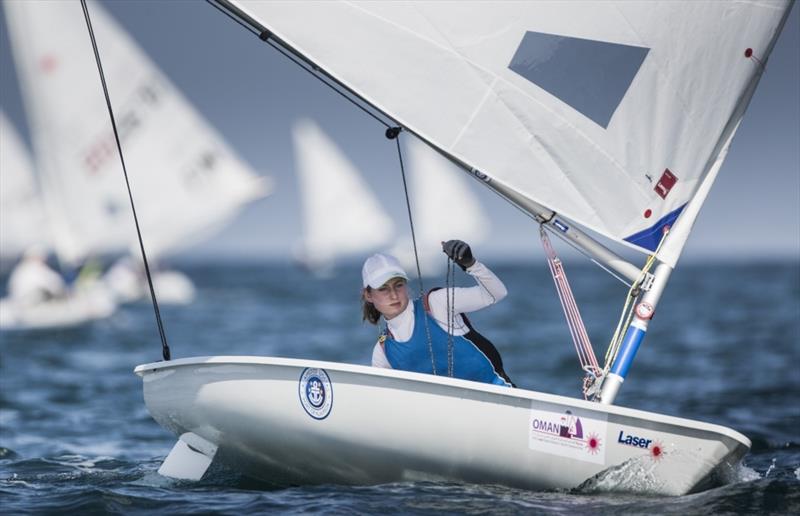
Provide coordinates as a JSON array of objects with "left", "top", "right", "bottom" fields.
[
  {"left": 385, "top": 126, "right": 402, "bottom": 139},
  {"left": 258, "top": 29, "right": 271, "bottom": 41}
]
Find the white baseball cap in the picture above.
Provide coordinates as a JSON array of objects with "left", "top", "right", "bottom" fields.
[{"left": 362, "top": 253, "right": 408, "bottom": 289}]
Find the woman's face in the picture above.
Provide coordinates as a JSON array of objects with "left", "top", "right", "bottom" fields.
[{"left": 364, "top": 277, "right": 409, "bottom": 320}]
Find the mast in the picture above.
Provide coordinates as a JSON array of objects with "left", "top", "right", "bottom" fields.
[
  {"left": 599, "top": 261, "right": 670, "bottom": 404},
  {"left": 600, "top": 117, "right": 742, "bottom": 405}
]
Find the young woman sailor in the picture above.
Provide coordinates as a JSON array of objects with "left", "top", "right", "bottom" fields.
[{"left": 362, "top": 240, "right": 514, "bottom": 387}]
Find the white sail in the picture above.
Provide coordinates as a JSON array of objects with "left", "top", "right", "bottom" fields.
[
  {"left": 0, "top": 112, "right": 48, "bottom": 259},
  {"left": 392, "top": 136, "right": 489, "bottom": 276},
  {"left": 231, "top": 0, "right": 791, "bottom": 266},
  {"left": 292, "top": 118, "right": 393, "bottom": 271},
  {"left": 4, "top": 0, "right": 272, "bottom": 265}
]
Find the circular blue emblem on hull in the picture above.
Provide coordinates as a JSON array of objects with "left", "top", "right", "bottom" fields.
[{"left": 299, "top": 368, "right": 333, "bottom": 420}]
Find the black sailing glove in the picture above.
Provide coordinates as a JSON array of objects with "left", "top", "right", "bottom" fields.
[{"left": 442, "top": 239, "right": 476, "bottom": 271}]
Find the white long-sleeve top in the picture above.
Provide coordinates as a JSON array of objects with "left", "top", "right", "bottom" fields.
[{"left": 371, "top": 261, "right": 507, "bottom": 368}]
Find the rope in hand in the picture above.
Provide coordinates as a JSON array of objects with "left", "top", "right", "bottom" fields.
[{"left": 445, "top": 255, "right": 456, "bottom": 378}]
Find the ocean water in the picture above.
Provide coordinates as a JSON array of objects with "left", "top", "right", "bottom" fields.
[{"left": 1, "top": 261, "right": 798, "bottom": 514}]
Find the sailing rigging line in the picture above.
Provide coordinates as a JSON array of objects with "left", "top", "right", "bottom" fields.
[
  {"left": 206, "top": 0, "right": 390, "bottom": 130},
  {"left": 602, "top": 228, "right": 670, "bottom": 373},
  {"left": 387, "top": 128, "right": 438, "bottom": 375},
  {"left": 445, "top": 257, "right": 456, "bottom": 377},
  {"left": 540, "top": 224, "right": 633, "bottom": 288},
  {"left": 80, "top": 0, "right": 170, "bottom": 361},
  {"left": 387, "top": 129, "right": 425, "bottom": 291},
  {"left": 540, "top": 227, "right": 601, "bottom": 396},
  {"left": 540, "top": 223, "right": 670, "bottom": 398}
]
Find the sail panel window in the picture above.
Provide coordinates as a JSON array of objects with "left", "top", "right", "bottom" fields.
[{"left": 508, "top": 31, "right": 649, "bottom": 128}]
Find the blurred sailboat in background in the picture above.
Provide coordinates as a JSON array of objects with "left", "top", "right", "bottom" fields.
[
  {"left": 291, "top": 118, "right": 393, "bottom": 275},
  {"left": 4, "top": 0, "right": 272, "bottom": 305},
  {"left": 0, "top": 244, "right": 116, "bottom": 331},
  {"left": 391, "top": 135, "right": 489, "bottom": 276},
  {"left": 0, "top": 112, "right": 48, "bottom": 265},
  {"left": 1, "top": 113, "right": 115, "bottom": 330}
]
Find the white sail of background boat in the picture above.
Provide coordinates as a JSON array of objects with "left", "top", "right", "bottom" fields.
[
  {"left": 391, "top": 135, "right": 489, "bottom": 277},
  {"left": 0, "top": 111, "right": 117, "bottom": 330},
  {"left": 0, "top": 112, "right": 47, "bottom": 262},
  {"left": 119, "top": 0, "right": 790, "bottom": 495},
  {"left": 291, "top": 118, "right": 394, "bottom": 274},
  {"left": 3, "top": 0, "right": 272, "bottom": 304}
]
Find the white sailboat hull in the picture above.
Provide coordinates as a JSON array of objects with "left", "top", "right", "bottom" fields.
[
  {"left": 0, "top": 288, "right": 115, "bottom": 330},
  {"left": 104, "top": 268, "right": 196, "bottom": 306},
  {"left": 135, "top": 356, "right": 749, "bottom": 495}
]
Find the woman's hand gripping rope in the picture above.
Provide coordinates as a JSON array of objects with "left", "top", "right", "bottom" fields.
[{"left": 442, "top": 240, "right": 476, "bottom": 270}]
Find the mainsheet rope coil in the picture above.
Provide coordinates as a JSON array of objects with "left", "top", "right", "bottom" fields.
[
  {"left": 80, "top": 0, "right": 170, "bottom": 361},
  {"left": 445, "top": 257, "right": 456, "bottom": 377}
]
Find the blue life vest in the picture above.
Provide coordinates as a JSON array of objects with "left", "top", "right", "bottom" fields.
[{"left": 382, "top": 296, "right": 513, "bottom": 387}]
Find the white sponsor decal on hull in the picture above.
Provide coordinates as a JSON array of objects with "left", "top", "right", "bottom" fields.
[{"left": 528, "top": 404, "right": 608, "bottom": 464}]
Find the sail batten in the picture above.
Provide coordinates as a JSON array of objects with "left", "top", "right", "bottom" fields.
[{"left": 226, "top": 0, "right": 790, "bottom": 263}]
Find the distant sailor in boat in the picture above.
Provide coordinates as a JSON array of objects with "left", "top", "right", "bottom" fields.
[
  {"left": 362, "top": 240, "right": 514, "bottom": 386},
  {"left": 7, "top": 245, "right": 67, "bottom": 305}
]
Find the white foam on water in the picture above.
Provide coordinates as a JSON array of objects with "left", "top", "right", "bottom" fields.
[
  {"left": 763, "top": 458, "right": 777, "bottom": 477},
  {"left": 5, "top": 474, "right": 34, "bottom": 488},
  {"left": 724, "top": 462, "right": 762, "bottom": 483},
  {"left": 577, "top": 455, "right": 666, "bottom": 495},
  {"left": 131, "top": 469, "right": 183, "bottom": 488},
  {"left": 575, "top": 444, "right": 751, "bottom": 495},
  {"left": 69, "top": 455, "right": 116, "bottom": 470}
]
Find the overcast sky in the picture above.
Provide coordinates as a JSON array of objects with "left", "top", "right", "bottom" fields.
[{"left": 1, "top": 1, "right": 797, "bottom": 265}]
